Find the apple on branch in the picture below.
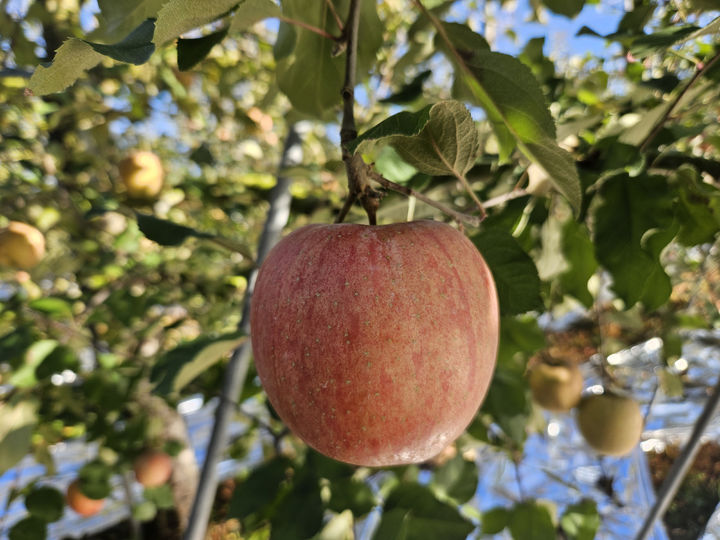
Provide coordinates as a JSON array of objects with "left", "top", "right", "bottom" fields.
[
  {"left": 250, "top": 220, "right": 499, "bottom": 467},
  {"left": 66, "top": 480, "right": 104, "bottom": 517}
]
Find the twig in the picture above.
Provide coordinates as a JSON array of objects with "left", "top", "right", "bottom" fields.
[
  {"left": 183, "top": 124, "right": 300, "bottom": 540},
  {"left": 482, "top": 189, "right": 529, "bottom": 209},
  {"left": 639, "top": 50, "right": 720, "bottom": 153},
  {"left": 121, "top": 472, "right": 142, "bottom": 540},
  {"left": 368, "top": 170, "right": 480, "bottom": 226},
  {"left": 336, "top": 0, "right": 382, "bottom": 225},
  {"left": 278, "top": 16, "right": 340, "bottom": 41}
]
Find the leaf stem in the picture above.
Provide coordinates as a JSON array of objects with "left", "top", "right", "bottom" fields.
[
  {"left": 427, "top": 135, "right": 487, "bottom": 221},
  {"left": 639, "top": 50, "right": 720, "bottom": 153},
  {"left": 324, "top": 0, "right": 345, "bottom": 33},
  {"left": 368, "top": 169, "right": 481, "bottom": 227},
  {"left": 278, "top": 15, "right": 339, "bottom": 41}
]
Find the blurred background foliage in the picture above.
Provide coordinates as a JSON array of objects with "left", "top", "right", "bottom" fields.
[{"left": 1, "top": 0, "right": 719, "bottom": 538}]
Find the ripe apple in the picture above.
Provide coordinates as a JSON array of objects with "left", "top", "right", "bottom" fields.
[
  {"left": 66, "top": 480, "right": 104, "bottom": 517},
  {"left": 0, "top": 221, "right": 45, "bottom": 270},
  {"left": 133, "top": 449, "right": 173, "bottom": 487},
  {"left": 528, "top": 361, "right": 583, "bottom": 412},
  {"left": 576, "top": 393, "right": 643, "bottom": 456},
  {"left": 118, "top": 151, "right": 164, "bottom": 199},
  {"left": 250, "top": 220, "right": 499, "bottom": 467}
]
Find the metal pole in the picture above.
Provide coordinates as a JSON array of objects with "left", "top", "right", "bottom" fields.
[
  {"left": 634, "top": 374, "right": 720, "bottom": 540},
  {"left": 183, "top": 124, "right": 301, "bottom": 540}
]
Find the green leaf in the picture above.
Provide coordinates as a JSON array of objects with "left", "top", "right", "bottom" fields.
[
  {"left": 28, "top": 297, "right": 73, "bottom": 319},
  {"left": 133, "top": 500, "right": 158, "bottom": 522},
  {"left": 352, "top": 101, "right": 480, "bottom": 177},
  {"left": 29, "top": 39, "right": 105, "bottom": 95},
  {"left": 431, "top": 454, "right": 479, "bottom": 504},
  {"left": 229, "top": 457, "right": 294, "bottom": 519},
  {"left": 522, "top": 138, "right": 582, "bottom": 216},
  {"left": 380, "top": 70, "right": 432, "bottom": 104},
  {"left": 86, "top": 19, "right": 155, "bottom": 64},
  {"left": 151, "top": 332, "right": 246, "bottom": 395},
  {"left": 144, "top": 484, "right": 175, "bottom": 509},
  {"left": 0, "top": 399, "right": 38, "bottom": 476},
  {"left": 230, "top": 0, "right": 281, "bottom": 32},
  {"left": 271, "top": 474, "right": 325, "bottom": 540},
  {"left": 593, "top": 173, "right": 676, "bottom": 309},
  {"left": 328, "top": 478, "right": 376, "bottom": 516},
  {"left": 9, "top": 340, "right": 58, "bottom": 389},
  {"left": 78, "top": 461, "right": 113, "bottom": 500},
  {"left": 482, "top": 507, "right": 510, "bottom": 534},
  {"left": 630, "top": 25, "right": 700, "bottom": 57},
  {"left": 136, "top": 213, "right": 209, "bottom": 246},
  {"left": 481, "top": 365, "right": 532, "bottom": 446},
  {"left": 672, "top": 166, "right": 720, "bottom": 246},
  {"left": 559, "top": 220, "right": 598, "bottom": 308},
  {"left": 89, "top": 0, "right": 166, "bottom": 42},
  {"left": 177, "top": 28, "right": 228, "bottom": 71},
  {"left": 372, "top": 483, "right": 474, "bottom": 540},
  {"left": 29, "top": 20, "right": 155, "bottom": 94},
  {"left": 8, "top": 517, "right": 47, "bottom": 540},
  {"left": 437, "top": 30, "right": 581, "bottom": 213},
  {"left": 273, "top": 21, "right": 297, "bottom": 60},
  {"left": 560, "top": 499, "right": 600, "bottom": 540},
  {"left": 509, "top": 502, "right": 556, "bottom": 540},
  {"left": 276, "top": 0, "right": 382, "bottom": 118},
  {"left": 542, "top": 0, "right": 586, "bottom": 18},
  {"left": 35, "top": 345, "right": 80, "bottom": 380},
  {"left": 154, "top": 0, "right": 238, "bottom": 44},
  {"left": 472, "top": 229, "right": 543, "bottom": 316},
  {"left": 25, "top": 486, "right": 65, "bottom": 523}
]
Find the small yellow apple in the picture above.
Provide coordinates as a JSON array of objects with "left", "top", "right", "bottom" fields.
[
  {"left": 0, "top": 221, "right": 45, "bottom": 270},
  {"left": 118, "top": 151, "right": 164, "bottom": 199},
  {"left": 528, "top": 361, "right": 584, "bottom": 413},
  {"left": 576, "top": 393, "right": 643, "bottom": 456}
]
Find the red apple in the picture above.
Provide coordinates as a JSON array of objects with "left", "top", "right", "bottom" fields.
[
  {"left": 66, "top": 480, "right": 104, "bottom": 517},
  {"left": 250, "top": 220, "right": 499, "bottom": 466},
  {"left": 133, "top": 449, "right": 173, "bottom": 487}
]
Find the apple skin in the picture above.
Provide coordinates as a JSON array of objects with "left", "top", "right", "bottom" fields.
[
  {"left": 0, "top": 221, "right": 45, "bottom": 270},
  {"left": 66, "top": 480, "right": 104, "bottom": 517},
  {"left": 250, "top": 221, "right": 499, "bottom": 467},
  {"left": 133, "top": 449, "right": 173, "bottom": 487},
  {"left": 118, "top": 151, "right": 164, "bottom": 199},
  {"left": 528, "top": 362, "right": 583, "bottom": 412},
  {"left": 576, "top": 393, "right": 644, "bottom": 456}
]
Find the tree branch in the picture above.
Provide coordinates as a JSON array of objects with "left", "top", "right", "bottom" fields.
[
  {"left": 183, "top": 124, "right": 301, "bottom": 540},
  {"left": 336, "top": 0, "right": 382, "bottom": 225},
  {"left": 639, "top": 50, "right": 720, "bottom": 153}
]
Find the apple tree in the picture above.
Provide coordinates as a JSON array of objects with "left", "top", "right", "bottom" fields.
[{"left": 1, "top": 0, "right": 719, "bottom": 539}]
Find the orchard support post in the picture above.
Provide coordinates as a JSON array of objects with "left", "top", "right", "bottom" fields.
[
  {"left": 183, "top": 124, "right": 300, "bottom": 540},
  {"left": 634, "top": 374, "right": 720, "bottom": 540}
]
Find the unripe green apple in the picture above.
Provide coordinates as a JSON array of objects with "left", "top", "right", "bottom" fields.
[
  {"left": 250, "top": 220, "right": 499, "bottom": 467},
  {"left": 66, "top": 480, "right": 104, "bottom": 517},
  {"left": 133, "top": 449, "right": 173, "bottom": 487},
  {"left": 528, "top": 362, "right": 583, "bottom": 412},
  {"left": 119, "top": 151, "right": 164, "bottom": 199},
  {"left": 0, "top": 221, "right": 45, "bottom": 270},
  {"left": 576, "top": 393, "right": 643, "bottom": 456}
]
